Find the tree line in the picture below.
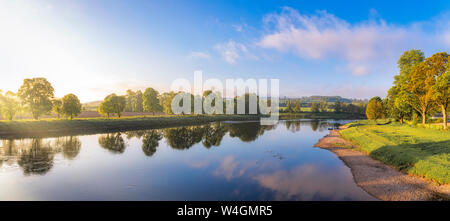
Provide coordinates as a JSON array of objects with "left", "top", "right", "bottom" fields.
[
  {"left": 281, "top": 99, "right": 366, "bottom": 115},
  {"left": 365, "top": 50, "right": 449, "bottom": 129},
  {"left": 0, "top": 78, "right": 82, "bottom": 120},
  {"left": 0, "top": 77, "right": 272, "bottom": 120}
]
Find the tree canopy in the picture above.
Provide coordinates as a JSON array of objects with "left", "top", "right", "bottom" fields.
[
  {"left": 62, "top": 94, "right": 82, "bottom": 120},
  {"left": 143, "top": 88, "right": 162, "bottom": 114},
  {"left": 366, "top": 96, "right": 385, "bottom": 122},
  {"left": 98, "top": 94, "right": 126, "bottom": 118},
  {"left": 18, "top": 78, "right": 54, "bottom": 119}
]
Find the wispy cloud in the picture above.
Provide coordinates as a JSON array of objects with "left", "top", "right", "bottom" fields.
[
  {"left": 214, "top": 40, "right": 257, "bottom": 64},
  {"left": 188, "top": 51, "right": 211, "bottom": 59},
  {"left": 256, "top": 7, "right": 450, "bottom": 75},
  {"left": 232, "top": 24, "right": 247, "bottom": 32}
]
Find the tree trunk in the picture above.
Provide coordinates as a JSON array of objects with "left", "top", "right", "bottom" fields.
[
  {"left": 442, "top": 105, "right": 447, "bottom": 130},
  {"left": 422, "top": 111, "right": 426, "bottom": 127}
]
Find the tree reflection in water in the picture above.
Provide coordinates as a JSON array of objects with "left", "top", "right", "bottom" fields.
[
  {"left": 202, "top": 122, "right": 227, "bottom": 148},
  {"left": 226, "top": 122, "right": 275, "bottom": 142},
  {"left": 285, "top": 120, "right": 301, "bottom": 132},
  {"left": 55, "top": 136, "right": 81, "bottom": 160},
  {"left": 98, "top": 133, "right": 126, "bottom": 154},
  {"left": 163, "top": 126, "right": 204, "bottom": 150},
  {"left": 1, "top": 137, "right": 83, "bottom": 174},
  {"left": 17, "top": 139, "right": 57, "bottom": 175},
  {"left": 142, "top": 130, "right": 163, "bottom": 157}
]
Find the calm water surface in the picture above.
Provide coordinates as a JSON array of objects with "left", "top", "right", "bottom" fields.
[{"left": 0, "top": 120, "right": 374, "bottom": 200}]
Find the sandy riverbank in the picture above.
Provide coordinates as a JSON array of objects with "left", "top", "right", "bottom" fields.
[{"left": 314, "top": 127, "right": 450, "bottom": 201}]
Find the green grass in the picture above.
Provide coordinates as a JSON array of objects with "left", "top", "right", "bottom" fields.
[{"left": 340, "top": 120, "right": 450, "bottom": 184}]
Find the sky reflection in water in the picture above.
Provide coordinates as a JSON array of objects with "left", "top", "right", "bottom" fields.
[{"left": 0, "top": 120, "right": 374, "bottom": 201}]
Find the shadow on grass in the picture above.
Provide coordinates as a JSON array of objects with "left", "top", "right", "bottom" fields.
[{"left": 369, "top": 140, "right": 450, "bottom": 184}]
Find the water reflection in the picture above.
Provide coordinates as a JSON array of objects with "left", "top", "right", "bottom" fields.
[
  {"left": 0, "top": 119, "right": 373, "bottom": 201},
  {"left": 55, "top": 136, "right": 81, "bottom": 160},
  {"left": 202, "top": 123, "right": 227, "bottom": 148},
  {"left": 227, "top": 122, "right": 275, "bottom": 142},
  {"left": 98, "top": 133, "right": 126, "bottom": 154},
  {"left": 142, "top": 130, "right": 163, "bottom": 157},
  {"left": 0, "top": 138, "right": 63, "bottom": 175},
  {"left": 285, "top": 120, "right": 335, "bottom": 132}
]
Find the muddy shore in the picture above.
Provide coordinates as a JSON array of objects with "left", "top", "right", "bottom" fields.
[{"left": 314, "top": 128, "right": 450, "bottom": 201}]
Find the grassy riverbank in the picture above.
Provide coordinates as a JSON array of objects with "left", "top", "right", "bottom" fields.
[
  {"left": 339, "top": 120, "right": 450, "bottom": 184},
  {"left": 0, "top": 115, "right": 262, "bottom": 138},
  {"left": 0, "top": 112, "right": 364, "bottom": 138}
]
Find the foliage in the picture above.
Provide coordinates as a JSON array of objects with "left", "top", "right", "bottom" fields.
[
  {"left": 333, "top": 100, "right": 342, "bottom": 113},
  {"left": 17, "top": 78, "right": 54, "bottom": 119},
  {"left": 159, "top": 91, "right": 177, "bottom": 114},
  {"left": 62, "top": 94, "right": 82, "bottom": 119},
  {"left": 125, "top": 90, "right": 144, "bottom": 112},
  {"left": 293, "top": 101, "right": 302, "bottom": 113},
  {"left": 98, "top": 94, "right": 126, "bottom": 118},
  {"left": 0, "top": 91, "right": 21, "bottom": 120},
  {"left": 52, "top": 99, "right": 64, "bottom": 118},
  {"left": 311, "top": 102, "right": 320, "bottom": 113},
  {"left": 143, "top": 88, "right": 162, "bottom": 114},
  {"left": 366, "top": 96, "right": 385, "bottom": 122},
  {"left": 428, "top": 52, "right": 449, "bottom": 129}
]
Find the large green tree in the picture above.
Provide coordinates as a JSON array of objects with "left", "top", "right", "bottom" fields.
[
  {"left": 143, "top": 88, "right": 162, "bottom": 115},
  {"left": 387, "top": 49, "right": 425, "bottom": 124},
  {"left": 98, "top": 94, "right": 126, "bottom": 118},
  {"left": 52, "top": 99, "right": 64, "bottom": 118},
  {"left": 159, "top": 92, "right": 177, "bottom": 114},
  {"left": 18, "top": 78, "right": 54, "bottom": 119},
  {"left": 0, "top": 91, "right": 21, "bottom": 120},
  {"left": 405, "top": 59, "right": 436, "bottom": 126},
  {"left": 135, "top": 90, "right": 144, "bottom": 112},
  {"left": 366, "top": 97, "right": 385, "bottom": 123},
  {"left": 125, "top": 90, "right": 136, "bottom": 112},
  {"left": 62, "top": 93, "right": 82, "bottom": 120},
  {"left": 426, "top": 52, "right": 449, "bottom": 129}
]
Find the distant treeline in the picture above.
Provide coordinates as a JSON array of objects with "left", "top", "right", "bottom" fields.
[
  {"left": 0, "top": 77, "right": 369, "bottom": 121},
  {"left": 281, "top": 96, "right": 367, "bottom": 105},
  {"left": 280, "top": 99, "right": 366, "bottom": 115},
  {"left": 0, "top": 79, "right": 273, "bottom": 120}
]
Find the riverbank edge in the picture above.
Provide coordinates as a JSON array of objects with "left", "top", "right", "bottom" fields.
[
  {"left": 0, "top": 112, "right": 364, "bottom": 138},
  {"left": 314, "top": 127, "right": 450, "bottom": 201}
]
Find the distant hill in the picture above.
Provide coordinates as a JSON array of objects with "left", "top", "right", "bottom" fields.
[
  {"left": 280, "top": 96, "right": 367, "bottom": 106},
  {"left": 83, "top": 100, "right": 102, "bottom": 107}
]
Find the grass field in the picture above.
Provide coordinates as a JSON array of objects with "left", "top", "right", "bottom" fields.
[{"left": 340, "top": 120, "right": 450, "bottom": 184}]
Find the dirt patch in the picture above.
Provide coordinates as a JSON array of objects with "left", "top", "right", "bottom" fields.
[{"left": 314, "top": 128, "right": 450, "bottom": 201}]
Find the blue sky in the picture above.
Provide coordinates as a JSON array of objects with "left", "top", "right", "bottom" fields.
[{"left": 1, "top": 0, "right": 450, "bottom": 102}]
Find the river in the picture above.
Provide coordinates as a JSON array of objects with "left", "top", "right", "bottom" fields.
[{"left": 0, "top": 119, "right": 374, "bottom": 200}]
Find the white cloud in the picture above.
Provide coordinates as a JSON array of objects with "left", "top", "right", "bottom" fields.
[
  {"left": 215, "top": 40, "right": 245, "bottom": 64},
  {"left": 257, "top": 7, "right": 450, "bottom": 75},
  {"left": 188, "top": 51, "right": 211, "bottom": 59},
  {"left": 214, "top": 40, "right": 257, "bottom": 64},
  {"left": 232, "top": 24, "right": 247, "bottom": 32}
]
